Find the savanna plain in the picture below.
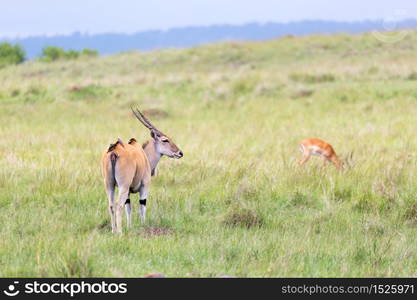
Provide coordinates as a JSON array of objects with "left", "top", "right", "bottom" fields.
[{"left": 1, "top": 31, "right": 417, "bottom": 277}]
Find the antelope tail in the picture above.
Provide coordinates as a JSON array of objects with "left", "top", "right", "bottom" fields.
[
  {"left": 107, "top": 138, "right": 124, "bottom": 186},
  {"left": 110, "top": 152, "right": 118, "bottom": 185}
]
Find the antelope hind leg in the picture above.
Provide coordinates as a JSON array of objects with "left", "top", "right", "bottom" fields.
[
  {"left": 105, "top": 183, "right": 116, "bottom": 233},
  {"left": 116, "top": 187, "right": 130, "bottom": 233}
]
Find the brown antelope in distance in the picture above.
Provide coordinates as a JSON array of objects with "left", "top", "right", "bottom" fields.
[
  {"left": 298, "top": 138, "right": 343, "bottom": 169},
  {"left": 101, "top": 108, "right": 183, "bottom": 233}
]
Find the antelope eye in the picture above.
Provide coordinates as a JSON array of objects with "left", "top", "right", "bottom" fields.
[{"left": 162, "top": 139, "right": 169, "bottom": 143}]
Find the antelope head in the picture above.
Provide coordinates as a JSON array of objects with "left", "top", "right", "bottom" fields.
[{"left": 131, "top": 107, "right": 183, "bottom": 159}]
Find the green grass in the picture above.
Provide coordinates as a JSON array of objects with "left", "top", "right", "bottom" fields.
[{"left": 1, "top": 31, "right": 417, "bottom": 277}]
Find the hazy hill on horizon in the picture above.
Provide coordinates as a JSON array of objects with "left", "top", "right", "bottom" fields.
[{"left": 3, "top": 19, "right": 417, "bottom": 59}]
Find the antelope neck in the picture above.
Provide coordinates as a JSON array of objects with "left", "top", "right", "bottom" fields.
[{"left": 142, "top": 139, "right": 161, "bottom": 175}]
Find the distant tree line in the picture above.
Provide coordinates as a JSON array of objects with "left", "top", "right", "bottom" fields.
[
  {"left": 0, "top": 42, "right": 25, "bottom": 68},
  {"left": 39, "top": 46, "right": 98, "bottom": 62},
  {"left": 0, "top": 42, "right": 99, "bottom": 68}
]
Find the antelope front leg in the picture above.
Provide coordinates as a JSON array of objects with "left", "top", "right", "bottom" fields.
[
  {"left": 139, "top": 185, "right": 148, "bottom": 224},
  {"left": 298, "top": 151, "right": 311, "bottom": 166},
  {"left": 116, "top": 187, "right": 130, "bottom": 233},
  {"left": 125, "top": 192, "right": 132, "bottom": 229},
  {"left": 321, "top": 155, "right": 329, "bottom": 166}
]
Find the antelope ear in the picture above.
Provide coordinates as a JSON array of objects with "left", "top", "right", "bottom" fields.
[{"left": 150, "top": 130, "right": 160, "bottom": 139}]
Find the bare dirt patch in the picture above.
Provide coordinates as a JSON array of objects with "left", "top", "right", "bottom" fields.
[
  {"left": 140, "top": 226, "right": 174, "bottom": 238},
  {"left": 292, "top": 89, "right": 314, "bottom": 99},
  {"left": 143, "top": 272, "right": 166, "bottom": 278},
  {"left": 142, "top": 108, "right": 169, "bottom": 119}
]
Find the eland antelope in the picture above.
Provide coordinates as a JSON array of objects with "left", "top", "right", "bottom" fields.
[
  {"left": 298, "top": 138, "right": 343, "bottom": 169},
  {"left": 101, "top": 108, "right": 183, "bottom": 233}
]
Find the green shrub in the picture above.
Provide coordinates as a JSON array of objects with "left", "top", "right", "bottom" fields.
[
  {"left": 406, "top": 72, "right": 417, "bottom": 81},
  {"left": 55, "top": 251, "right": 94, "bottom": 277},
  {"left": 0, "top": 42, "right": 25, "bottom": 68},
  {"left": 232, "top": 77, "right": 258, "bottom": 95},
  {"left": 403, "top": 202, "right": 417, "bottom": 223},
  {"left": 39, "top": 46, "right": 99, "bottom": 62},
  {"left": 65, "top": 50, "right": 80, "bottom": 59},
  {"left": 81, "top": 48, "right": 98, "bottom": 57},
  {"left": 23, "top": 85, "right": 48, "bottom": 103},
  {"left": 40, "top": 46, "right": 67, "bottom": 62},
  {"left": 287, "top": 191, "right": 312, "bottom": 207},
  {"left": 222, "top": 208, "right": 263, "bottom": 229}
]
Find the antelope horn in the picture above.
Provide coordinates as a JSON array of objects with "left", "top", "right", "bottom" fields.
[{"left": 131, "top": 107, "right": 162, "bottom": 134}]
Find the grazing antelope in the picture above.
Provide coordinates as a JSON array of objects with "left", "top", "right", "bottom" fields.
[
  {"left": 101, "top": 108, "right": 183, "bottom": 233},
  {"left": 298, "top": 138, "right": 343, "bottom": 169}
]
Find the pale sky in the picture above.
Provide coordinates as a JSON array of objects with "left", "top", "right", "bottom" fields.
[{"left": 1, "top": 0, "right": 417, "bottom": 38}]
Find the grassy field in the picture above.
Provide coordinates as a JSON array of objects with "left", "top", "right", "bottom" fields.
[{"left": 1, "top": 30, "right": 417, "bottom": 277}]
